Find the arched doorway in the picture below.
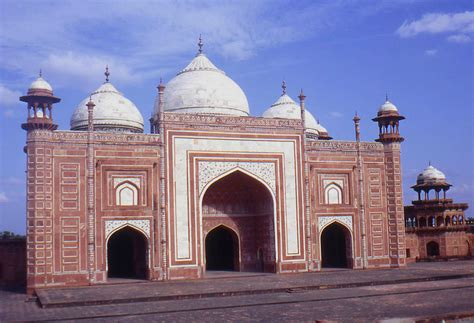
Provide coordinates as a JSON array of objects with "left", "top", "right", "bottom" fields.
[
  {"left": 107, "top": 226, "right": 147, "bottom": 279},
  {"left": 321, "top": 222, "right": 352, "bottom": 268},
  {"left": 205, "top": 226, "right": 239, "bottom": 271},
  {"left": 202, "top": 170, "right": 275, "bottom": 273},
  {"left": 426, "top": 241, "right": 440, "bottom": 257}
]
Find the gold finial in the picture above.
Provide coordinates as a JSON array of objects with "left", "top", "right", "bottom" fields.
[
  {"left": 198, "top": 34, "right": 203, "bottom": 54},
  {"left": 105, "top": 65, "right": 110, "bottom": 82},
  {"left": 282, "top": 80, "right": 286, "bottom": 95}
]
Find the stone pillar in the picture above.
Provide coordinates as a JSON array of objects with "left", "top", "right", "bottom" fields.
[
  {"left": 25, "top": 130, "right": 54, "bottom": 294},
  {"left": 383, "top": 142, "right": 406, "bottom": 267}
]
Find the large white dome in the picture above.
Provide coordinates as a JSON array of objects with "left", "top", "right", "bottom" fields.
[
  {"left": 71, "top": 82, "right": 144, "bottom": 133},
  {"left": 157, "top": 53, "right": 249, "bottom": 116},
  {"left": 262, "top": 93, "right": 328, "bottom": 138}
]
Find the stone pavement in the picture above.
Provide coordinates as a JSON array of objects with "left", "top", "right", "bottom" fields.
[
  {"left": 1, "top": 260, "right": 474, "bottom": 322},
  {"left": 36, "top": 260, "right": 474, "bottom": 308}
]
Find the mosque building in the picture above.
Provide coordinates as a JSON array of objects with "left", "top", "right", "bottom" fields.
[
  {"left": 21, "top": 39, "right": 469, "bottom": 294},
  {"left": 404, "top": 164, "right": 471, "bottom": 260}
]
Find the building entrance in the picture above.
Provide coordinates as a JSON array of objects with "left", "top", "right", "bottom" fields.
[
  {"left": 321, "top": 222, "right": 351, "bottom": 268},
  {"left": 107, "top": 227, "right": 147, "bottom": 279},
  {"left": 205, "top": 226, "right": 239, "bottom": 271},
  {"left": 201, "top": 170, "right": 276, "bottom": 272},
  {"left": 427, "top": 241, "right": 440, "bottom": 257}
]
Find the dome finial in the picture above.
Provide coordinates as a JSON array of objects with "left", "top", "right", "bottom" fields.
[
  {"left": 105, "top": 65, "right": 110, "bottom": 83},
  {"left": 198, "top": 34, "right": 203, "bottom": 55},
  {"left": 39, "top": 69, "right": 42, "bottom": 77},
  {"left": 281, "top": 80, "right": 287, "bottom": 95},
  {"left": 385, "top": 93, "right": 389, "bottom": 102},
  {"left": 429, "top": 160, "right": 431, "bottom": 166}
]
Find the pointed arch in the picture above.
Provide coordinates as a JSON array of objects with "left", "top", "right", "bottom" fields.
[
  {"left": 200, "top": 169, "right": 277, "bottom": 273},
  {"left": 324, "top": 182, "right": 343, "bottom": 204},
  {"left": 106, "top": 226, "right": 148, "bottom": 279},
  {"left": 320, "top": 221, "right": 353, "bottom": 268},
  {"left": 205, "top": 224, "right": 240, "bottom": 271},
  {"left": 115, "top": 181, "right": 139, "bottom": 206}
]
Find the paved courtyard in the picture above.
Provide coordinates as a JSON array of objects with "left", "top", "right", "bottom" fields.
[{"left": 1, "top": 260, "right": 474, "bottom": 322}]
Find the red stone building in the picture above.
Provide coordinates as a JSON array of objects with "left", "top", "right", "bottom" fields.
[
  {"left": 22, "top": 43, "right": 408, "bottom": 294},
  {"left": 405, "top": 165, "right": 473, "bottom": 261}
]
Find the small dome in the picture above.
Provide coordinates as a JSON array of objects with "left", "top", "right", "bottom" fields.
[
  {"left": 262, "top": 92, "right": 329, "bottom": 138},
  {"left": 416, "top": 165, "right": 448, "bottom": 186},
  {"left": 378, "top": 99, "right": 398, "bottom": 113},
  {"left": 29, "top": 76, "right": 53, "bottom": 92},
  {"left": 71, "top": 82, "right": 144, "bottom": 133},
  {"left": 157, "top": 53, "right": 249, "bottom": 116}
]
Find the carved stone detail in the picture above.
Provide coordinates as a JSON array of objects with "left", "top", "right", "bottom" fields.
[
  {"left": 198, "top": 161, "right": 276, "bottom": 195},
  {"left": 308, "top": 140, "right": 383, "bottom": 152},
  {"left": 318, "top": 216, "right": 353, "bottom": 232},
  {"left": 105, "top": 219, "right": 150, "bottom": 239}
]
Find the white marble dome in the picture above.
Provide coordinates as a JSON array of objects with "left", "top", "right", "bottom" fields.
[
  {"left": 70, "top": 82, "right": 144, "bottom": 133},
  {"left": 416, "top": 165, "right": 447, "bottom": 185},
  {"left": 29, "top": 76, "right": 53, "bottom": 92},
  {"left": 378, "top": 99, "right": 398, "bottom": 113},
  {"left": 158, "top": 53, "right": 249, "bottom": 116},
  {"left": 262, "top": 93, "right": 326, "bottom": 137}
]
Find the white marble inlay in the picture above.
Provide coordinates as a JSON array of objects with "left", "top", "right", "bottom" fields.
[
  {"left": 318, "top": 216, "right": 353, "bottom": 231},
  {"left": 172, "top": 135, "right": 302, "bottom": 261},
  {"left": 198, "top": 161, "right": 276, "bottom": 196},
  {"left": 105, "top": 219, "right": 150, "bottom": 239}
]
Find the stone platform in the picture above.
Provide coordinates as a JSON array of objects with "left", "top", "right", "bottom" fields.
[{"left": 36, "top": 260, "right": 474, "bottom": 308}]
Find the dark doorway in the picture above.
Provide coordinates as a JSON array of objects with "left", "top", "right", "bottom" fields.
[
  {"left": 107, "top": 227, "right": 147, "bottom": 279},
  {"left": 205, "top": 226, "right": 239, "bottom": 271},
  {"left": 321, "top": 223, "right": 351, "bottom": 268},
  {"left": 426, "top": 241, "right": 440, "bottom": 257}
]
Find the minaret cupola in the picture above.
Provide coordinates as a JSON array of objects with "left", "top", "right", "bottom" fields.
[
  {"left": 20, "top": 71, "right": 61, "bottom": 131},
  {"left": 372, "top": 95, "right": 405, "bottom": 143}
]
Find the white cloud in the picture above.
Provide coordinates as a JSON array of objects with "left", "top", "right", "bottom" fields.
[
  {"left": 329, "top": 111, "right": 344, "bottom": 118},
  {"left": 424, "top": 49, "right": 438, "bottom": 56},
  {"left": 0, "top": 84, "right": 22, "bottom": 117},
  {"left": 447, "top": 34, "right": 472, "bottom": 43},
  {"left": 0, "top": 192, "right": 9, "bottom": 203},
  {"left": 397, "top": 11, "right": 474, "bottom": 38},
  {"left": 0, "top": 85, "right": 22, "bottom": 106}
]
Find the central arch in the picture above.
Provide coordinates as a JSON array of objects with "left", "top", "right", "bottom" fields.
[
  {"left": 201, "top": 170, "right": 276, "bottom": 273},
  {"left": 320, "top": 222, "right": 352, "bottom": 268},
  {"left": 107, "top": 226, "right": 148, "bottom": 279}
]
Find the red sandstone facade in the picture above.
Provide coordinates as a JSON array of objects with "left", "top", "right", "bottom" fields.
[
  {"left": 20, "top": 51, "right": 413, "bottom": 294},
  {"left": 23, "top": 112, "right": 409, "bottom": 294}
]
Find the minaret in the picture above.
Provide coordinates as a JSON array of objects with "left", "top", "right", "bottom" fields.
[
  {"left": 21, "top": 71, "right": 61, "bottom": 131},
  {"left": 372, "top": 96, "right": 406, "bottom": 267},
  {"left": 298, "top": 88, "right": 306, "bottom": 131},
  {"left": 21, "top": 71, "right": 60, "bottom": 293},
  {"left": 151, "top": 78, "right": 166, "bottom": 134}
]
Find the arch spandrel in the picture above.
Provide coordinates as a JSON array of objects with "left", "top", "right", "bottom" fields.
[
  {"left": 105, "top": 219, "right": 151, "bottom": 241},
  {"left": 198, "top": 161, "right": 276, "bottom": 196}
]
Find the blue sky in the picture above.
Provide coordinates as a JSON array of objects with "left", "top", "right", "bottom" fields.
[{"left": 0, "top": 0, "right": 473, "bottom": 234}]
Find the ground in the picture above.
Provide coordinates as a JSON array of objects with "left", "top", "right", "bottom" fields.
[{"left": 1, "top": 261, "right": 474, "bottom": 322}]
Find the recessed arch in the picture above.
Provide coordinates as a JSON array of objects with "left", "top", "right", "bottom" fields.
[
  {"left": 107, "top": 226, "right": 148, "bottom": 279},
  {"left": 115, "top": 181, "right": 139, "bottom": 206},
  {"left": 205, "top": 225, "right": 240, "bottom": 271},
  {"left": 324, "top": 182, "right": 343, "bottom": 204},
  {"left": 426, "top": 241, "right": 440, "bottom": 257},
  {"left": 200, "top": 169, "right": 277, "bottom": 273},
  {"left": 320, "top": 221, "right": 353, "bottom": 268}
]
